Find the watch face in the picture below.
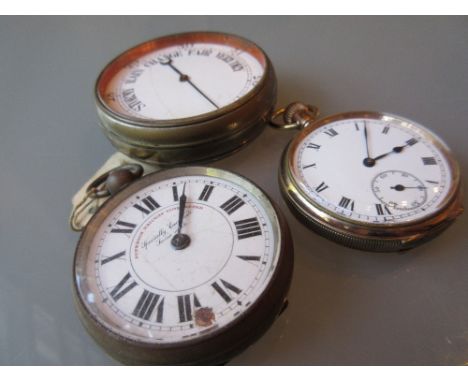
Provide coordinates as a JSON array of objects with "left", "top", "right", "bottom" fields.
[
  {"left": 74, "top": 168, "right": 281, "bottom": 345},
  {"left": 96, "top": 32, "right": 267, "bottom": 121},
  {"left": 290, "top": 113, "right": 458, "bottom": 225}
]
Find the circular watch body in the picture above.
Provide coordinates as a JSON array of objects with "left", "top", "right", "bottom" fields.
[
  {"left": 73, "top": 167, "right": 293, "bottom": 365},
  {"left": 279, "top": 111, "right": 463, "bottom": 252},
  {"left": 95, "top": 31, "right": 276, "bottom": 165}
]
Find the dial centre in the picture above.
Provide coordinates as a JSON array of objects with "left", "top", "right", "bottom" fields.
[
  {"left": 130, "top": 203, "right": 234, "bottom": 292},
  {"left": 171, "top": 233, "right": 191, "bottom": 250}
]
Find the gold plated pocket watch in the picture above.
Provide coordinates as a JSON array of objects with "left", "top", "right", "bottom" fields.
[
  {"left": 73, "top": 166, "right": 293, "bottom": 365},
  {"left": 273, "top": 103, "right": 463, "bottom": 252},
  {"left": 95, "top": 31, "right": 276, "bottom": 165}
]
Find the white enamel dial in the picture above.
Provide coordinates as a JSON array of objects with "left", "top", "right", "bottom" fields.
[
  {"left": 102, "top": 42, "right": 265, "bottom": 120},
  {"left": 76, "top": 173, "right": 280, "bottom": 344},
  {"left": 292, "top": 116, "right": 453, "bottom": 224}
]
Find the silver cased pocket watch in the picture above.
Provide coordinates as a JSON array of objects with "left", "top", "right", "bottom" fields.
[
  {"left": 73, "top": 166, "right": 293, "bottom": 365},
  {"left": 274, "top": 103, "right": 463, "bottom": 252}
]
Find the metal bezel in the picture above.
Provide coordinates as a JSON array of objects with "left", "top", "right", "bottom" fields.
[
  {"left": 280, "top": 111, "right": 463, "bottom": 248},
  {"left": 73, "top": 166, "right": 293, "bottom": 365}
]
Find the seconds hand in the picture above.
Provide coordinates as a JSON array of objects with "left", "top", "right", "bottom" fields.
[{"left": 160, "top": 58, "right": 219, "bottom": 109}]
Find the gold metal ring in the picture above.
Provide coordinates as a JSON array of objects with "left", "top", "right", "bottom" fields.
[{"left": 269, "top": 108, "right": 301, "bottom": 130}]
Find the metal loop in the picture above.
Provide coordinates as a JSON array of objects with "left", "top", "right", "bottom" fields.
[
  {"left": 86, "top": 163, "right": 144, "bottom": 198},
  {"left": 269, "top": 102, "right": 320, "bottom": 130},
  {"left": 269, "top": 107, "right": 301, "bottom": 130},
  {"left": 70, "top": 163, "right": 144, "bottom": 232}
]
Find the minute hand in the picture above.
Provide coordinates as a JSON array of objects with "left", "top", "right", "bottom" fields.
[
  {"left": 177, "top": 183, "right": 187, "bottom": 234},
  {"left": 160, "top": 58, "right": 219, "bottom": 109}
]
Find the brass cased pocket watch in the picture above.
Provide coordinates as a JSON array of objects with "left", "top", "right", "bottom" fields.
[
  {"left": 73, "top": 166, "right": 293, "bottom": 365},
  {"left": 273, "top": 103, "right": 463, "bottom": 252},
  {"left": 94, "top": 31, "right": 276, "bottom": 165}
]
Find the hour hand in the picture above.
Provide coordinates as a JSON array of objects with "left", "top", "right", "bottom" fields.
[{"left": 373, "top": 142, "right": 412, "bottom": 162}]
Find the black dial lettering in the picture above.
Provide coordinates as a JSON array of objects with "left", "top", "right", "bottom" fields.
[
  {"left": 198, "top": 185, "right": 215, "bottom": 201},
  {"left": 172, "top": 184, "right": 179, "bottom": 201},
  {"left": 324, "top": 128, "right": 338, "bottom": 137},
  {"left": 422, "top": 157, "right": 437, "bottom": 165},
  {"left": 101, "top": 250, "right": 126, "bottom": 266},
  {"left": 177, "top": 294, "right": 201, "bottom": 323},
  {"left": 338, "top": 196, "right": 354, "bottom": 211},
  {"left": 220, "top": 195, "right": 245, "bottom": 215},
  {"left": 211, "top": 279, "right": 242, "bottom": 303},
  {"left": 237, "top": 255, "right": 261, "bottom": 262},
  {"left": 307, "top": 142, "right": 321, "bottom": 150},
  {"left": 133, "top": 195, "right": 160, "bottom": 215},
  {"left": 110, "top": 273, "right": 137, "bottom": 301},
  {"left": 234, "top": 217, "right": 262, "bottom": 239},
  {"left": 315, "top": 182, "right": 329, "bottom": 193},
  {"left": 133, "top": 290, "right": 164, "bottom": 321},
  {"left": 376, "top": 203, "right": 392, "bottom": 215},
  {"left": 111, "top": 220, "right": 136, "bottom": 234}
]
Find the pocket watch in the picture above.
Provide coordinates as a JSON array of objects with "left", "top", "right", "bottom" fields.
[
  {"left": 73, "top": 166, "right": 293, "bottom": 365},
  {"left": 273, "top": 102, "right": 463, "bottom": 252},
  {"left": 94, "top": 31, "right": 276, "bottom": 165}
]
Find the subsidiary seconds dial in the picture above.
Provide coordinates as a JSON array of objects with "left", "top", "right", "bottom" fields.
[{"left": 372, "top": 170, "right": 428, "bottom": 211}]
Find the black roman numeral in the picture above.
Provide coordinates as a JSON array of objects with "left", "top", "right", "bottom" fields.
[
  {"left": 324, "top": 128, "right": 338, "bottom": 137},
  {"left": 406, "top": 138, "right": 418, "bottom": 146},
  {"left": 302, "top": 163, "right": 316, "bottom": 169},
  {"left": 237, "top": 255, "right": 261, "bottom": 262},
  {"left": 382, "top": 125, "right": 390, "bottom": 134},
  {"left": 198, "top": 185, "right": 215, "bottom": 201},
  {"left": 101, "top": 250, "right": 126, "bottom": 266},
  {"left": 132, "top": 290, "right": 164, "bottom": 322},
  {"left": 306, "top": 142, "right": 321, "bottom": 150},
  {"left": 422, "top": 157, "right": 437, "bottom": 165},
  {"left": 133, "top": 195, "right": 160, "bottom": 215},
  {"left": 338, "top": 196, "right": 354, "bottom": 211},
  {"left": 110, "top": 220, "right": 136, "bottom": 234},
  {"left": 355, "top": 122, "right": 360, "bottom": 131},
  {"left": 172, "top": 184, "right": 179, "bottom": 201},
  {"left": 315, "top": 181, "right": 329, "bottom": 193},
  {"left": 177, "top": 294, "right": 201, "bottom": 323},
  {"left": 220, "top": 195, "right": 245, "bottom": 215},
  {"left": 426, "top": 180, "right": 439, "bottom": 185},
  {"left": 211, "top": 279, "right": 242, "bottom": 303},
  {"left": 234, "top": 217, "right": 262, "bottom": 239},
  {"left": 109, "top": 273, "right": 137, "bottom": 301},
  {"left": 376, "top": 203, "right": 392, "bottom": 215}
]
